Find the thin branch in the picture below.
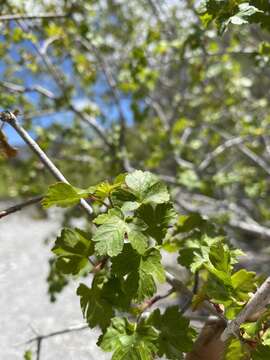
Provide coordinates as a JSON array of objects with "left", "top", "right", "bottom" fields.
[
  {"left": 0, "top": 195, "right": 43, "bottom": 219},
  {"left": 221, "top": 276, "right": 270, "bottom": 341},
  {"left": 0, "top": 13, "right": 68, "bottom": 21},
  {"left": 229, "top": 218, "right": 270, "bottom": 239},
  {"left": 40, "top": 36, "right": 62, "bottom": 55},
  {"left": 0, "top": 111, "right": 93, "bottom": 216},
  {"left": 174, "top": 191, "right": 270, "bottom": 239},
  {"left": 143, "top": 288, "right": 175, "bottom": 310},
  {"left": 19, "top": 323, "right": 88, "bottom": 346},
  {"left": 36, "top": 338, "right": 42, "bottom": 360},
  {"left": 180, "top": 271, "right": 199, "bottom": 315},
  {"left": 0, "top": 81, "right": 55, "bottom": 99},
  {"left": 208, "top": 125, "right": 270, "bottom": 177},
  {"left": 198, "top": 137, "right": 246, "bottom": 171},
  {"left": 69, "top": 104, "right": 112, "bottom": 150},
  {"left": 138, "top": 287, "right": 175, "bottom": 321}
]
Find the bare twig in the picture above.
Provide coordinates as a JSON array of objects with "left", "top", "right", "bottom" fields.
[
  {"left": 173, "top": 182, "right": 270, "bottom": 239},
  {"left": 0, "top": 81, "right": 55, "bottom": 99},
  {"left": 0, "top": 111, "right": 93, "bottom": 216},
  {"left": 69, "top": 104, "right": 112, "bottom": 149},
  {"left": 18, "top": 323, "right": 88, "bottom": 346},
  {"left": 198, "top": 137, "right": 246, "bottom": 171},
  {"left": 0, "top": 13, "right": 68, "bottom": 21},
  {"left": 138, "top": 287, "right": 175, "bottom": 321},
  {"left": 36, "top": 338, "right": 42, "bottom": 360},
  {"left": 143, "top": 288, "right": 175, "bottom": 310},
  {"left": 221, "top": 276, "right": 270, "bottom": 341},
  {"left": 208, "top": 125, "right": 270, "bottom": 177},
  {"left": 0, "top": 195, "right": 43, "bottom": 219}
]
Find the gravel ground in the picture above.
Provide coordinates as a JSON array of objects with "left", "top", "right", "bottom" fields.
[{"left": 0, "top": 202, "right": 109, "bottom": 360}]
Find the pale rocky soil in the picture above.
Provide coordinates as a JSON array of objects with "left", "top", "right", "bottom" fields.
[{"left": 0, "top": 202, "right": 109, "bottom": 360}]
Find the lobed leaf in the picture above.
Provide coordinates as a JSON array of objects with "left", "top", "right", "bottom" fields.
[
  {"left": 125, "top": 170, "right": 170, "bottom": 205},
  {"left": 52, "top": 228, "right": 94, "bottom": 275},
  {"left": 77, "top": 276, "right": 114, "bottom": 330},
  {"left": 98, "top": 317, "right": 159, "bottom": 360},
  {"left": 147, "top": 306, "right": 196, "bottom": 359}
]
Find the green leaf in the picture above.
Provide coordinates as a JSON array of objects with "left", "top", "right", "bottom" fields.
[
  {"left": 102, "top": 276, "right": 131, "bottom": 311},
  {"left": 77, "top": 275, "right": 114, "bottom": 330},
  {"left": 125, "top": 170, "right": 170, "bottom": 205},
  {"left": 240, "top": 321, "right": 260, "bottom": 339},
  {"left": 252, "top": 345, "right": 270, "bottom": 360},
  {"left": 201, "top": 0, "right": 263, "bottom": 34},
  {"left": 224, "top": 338, "right": 248, "bottom": 360},
  {"left": 95, "top": 180, "right": 123, "bottom": 199},
  {"left": 93, "top": 208, "right": 124, "bottom": 225},
  {"left": 112, "top": 244, "right": 165, "bottom": 302},
  {"left": 52, "top": 228, "right": 94, "bottom": 275},
  {"left": 24, "top": 350, "right": 32, "bottom": 360},
  {"left": 137, "top": 203, "right": 177, "bottom": 244},
  {"left": 93, "top": 211, "right": 128, "bottom": 257},
  {"left": 176, "top": 213, "right": 208, "bottom": 233},
  {"left": 111, "top": 188, "right": 137, "bottom": 208},
  {"left": 128, "top": 229, "right": 149, "bottom": 255},
  {"left": 93, "top": 208, "right": 149, "bottom": 256},
  {"left": 47, "top": 257, "right": 69, "bottom": 302},
  {"left": 147, "top": 306, "right": 196, "bottom": 359},
  {"left": 231, "top": 269, "right": 256, "bottom": 301},
  {"left": 42, "top": 182, "right": 91, "bottom": 208},
  {"left": 98, "top": 317, "right": 158, "bottom": 360},
  {"left": 121, "top": 201, "right": 140, "bottom": 213},
  {"left": 227, "top": 3, "right": 262, "bottom": 26}
]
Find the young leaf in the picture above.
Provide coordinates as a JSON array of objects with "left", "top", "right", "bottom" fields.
[
  {"left": 98, "top": 317, "right": 158, "bottom": 360},
  {"left": 94, "top": 180, "right": 123, "bottom": 199},
  {"left": 125, "top": 170, "right": 170, "bottom": 205},
  {"left": 52, "top": 228, "right": 94, "bottom": 275},
  {"left": 42, "top": 182, "right": 93, "bottom": 208}
]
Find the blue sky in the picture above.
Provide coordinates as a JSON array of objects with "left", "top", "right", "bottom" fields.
[{"left": 0, "top": 36, "right": 134, "bottom": 147}]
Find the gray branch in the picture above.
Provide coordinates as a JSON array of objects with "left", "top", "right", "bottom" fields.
[
  {"left": 0, "top": 81, "right": 55, "bottom": 99},
  {"left": 22, "top": 323, "right": 88, "bottom": 346},
  {"left": 198, "top": 137, "right": 246, "bottom": 171},
  {"left": 0, "top": 196, "right": 43, "bottom": 219},
  {"left": 174, "top": 190, "right": 270, "bottom": 239},
  {"left": 221, "top": 276, "right": 270, "bottom": 341},
  {"left": 0, "top": 13, "right": 68, "bottom": 21}
]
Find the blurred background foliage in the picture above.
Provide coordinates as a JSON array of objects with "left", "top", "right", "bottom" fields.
[{"left": 1, "top": 0, "right": 270, "bottom": 257}]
